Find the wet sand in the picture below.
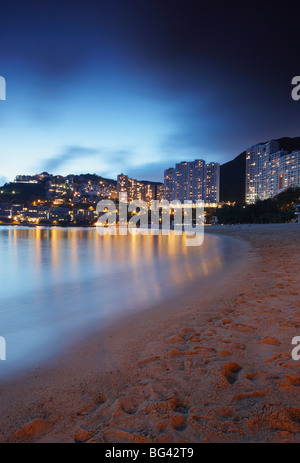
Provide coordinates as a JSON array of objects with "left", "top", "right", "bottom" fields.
[{"left": 0, "top": 223, "right": 299, "bottom": 443}]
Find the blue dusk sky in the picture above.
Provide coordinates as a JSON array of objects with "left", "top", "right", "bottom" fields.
[{"left": 1, "top": 0, "right": 300, "bottom": 184}]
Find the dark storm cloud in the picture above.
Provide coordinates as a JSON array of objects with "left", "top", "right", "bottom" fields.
[
  {"left": 2, "top": 0, "right": 300, "bottom": 179},
  {"left": 43, "top": 146, "right": 100, "bottom": 173},
  {"left": 0, "top": 2, "right": 99, "bottom": 72},
  {"left": 96, "top": 0, "right": 300, "bottom": 162},
  {"left": 43, "top": 145, "right": 133, "bottom": 175},
  {"left": 2, "top": 1, "right": 300, "bottom": 85}
]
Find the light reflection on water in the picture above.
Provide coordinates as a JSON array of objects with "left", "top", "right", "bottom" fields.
[{"left": 0, "top": 226, "right": 243, "bottom": 376}]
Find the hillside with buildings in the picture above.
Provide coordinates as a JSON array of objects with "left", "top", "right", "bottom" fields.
[{"left": 0, "top": 136, "right": 300, "bottom": 225}]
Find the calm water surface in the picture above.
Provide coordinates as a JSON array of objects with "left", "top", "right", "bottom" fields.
[{"left": 0, "top": 226, "right": 245, "bottom": 377}]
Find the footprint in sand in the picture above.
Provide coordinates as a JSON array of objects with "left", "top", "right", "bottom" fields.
[
  {"left": 113, "top": 396, "right": 139, "bottom": 415},
  {"left": 170, "top": 414, "right": 187, "bottom": 431},
  {"left": 258, "top": 336, "right": 281, "bottom": 346},
  {"left": 75, "top": 394, "right": 107, "bottom": 417},
  {"left": 222, "top": 362, "right": 243, "bottom": 385}
]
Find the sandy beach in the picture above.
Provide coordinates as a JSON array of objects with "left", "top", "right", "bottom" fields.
[{"left": 0, "top": 223, "right": 299, "bottom": 443}]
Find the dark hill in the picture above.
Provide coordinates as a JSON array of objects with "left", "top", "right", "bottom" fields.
[{"left": 220, "top": 151, "right": 246, "bottom": 203}]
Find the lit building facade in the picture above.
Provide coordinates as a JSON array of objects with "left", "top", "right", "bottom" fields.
[
  {"left": 206, "top": 162, "right": 220, "bottom": 203},
  {"left": 117, "top": 174, "right": 162, "bottom": 203},
  {"left": 192, "top": 159, "right": 206, "bottom": 202},
  {"left": 164, "top": 159, "right": 220, "bottom": 204},
  {"left": 163, "top": 168, "right": 174, "bottom": 202},
  {"left": 245, "top": 140, "right": 300, "bottom": 203}
]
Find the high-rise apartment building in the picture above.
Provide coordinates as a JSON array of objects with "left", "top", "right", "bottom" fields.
[
  {"left": 163, "top": 168, "right": 174, "bottom": 202},
  {"left": 164, "top": 159, "right": 220, "bottom": 204},
  {"left": 245, "top": 140, "right": 300, "bottom": 203},
  {"left": 206, "top": 162, "right": 220, "bottom": 203},
  {"left": 192, "top": 159, "right": 206, "bottom": 202},
  {"left": 175, "top": 161, "right": 192, "bottom": 202}
]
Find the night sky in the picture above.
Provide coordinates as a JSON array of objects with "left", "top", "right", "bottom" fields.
[{"left": 1, "top": 0, "right": 300, "bottom": 183}]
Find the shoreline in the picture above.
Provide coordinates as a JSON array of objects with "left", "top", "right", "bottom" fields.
[
  {"left": 0, "top": 224, "right": 299, "bottom": 442},
  {"left": 0, "top": 231, "right": 245, "bottom": 379},
  {"left": 0, "top": 223, "right": 96, "bottom": 228}
]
